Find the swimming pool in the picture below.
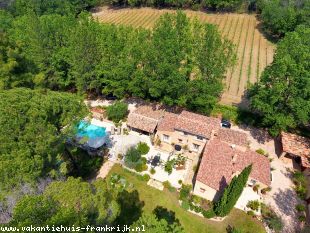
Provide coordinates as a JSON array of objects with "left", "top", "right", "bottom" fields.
[{"left": 76, "top": 121, "right": 107, "bottom": 149}]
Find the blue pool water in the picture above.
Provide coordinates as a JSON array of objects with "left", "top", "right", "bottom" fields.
[
  {"left": 77, "top": 121, "right": 107, "bottom": 138},
  {"left": 76, "top": 121, "right": 107, "bottom": 149}
]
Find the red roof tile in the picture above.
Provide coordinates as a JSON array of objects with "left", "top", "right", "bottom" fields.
[
  {"left": 216, "top": 128, "right": 248, "bottom": 147},
  {"left": 157, "top": 112, "right": 178, "bottom": 132},
  {"left": 174, "top": 111, "right": 221, "bottom": 139},
  {"left": 127, "top": 105, "right": 165, "bottom": 133},
  {"left": 281, "top": 132, "right": 310, "bottom": 168},
  {"left": 196, "top": 139, "right": 271, "bottom": 191}
]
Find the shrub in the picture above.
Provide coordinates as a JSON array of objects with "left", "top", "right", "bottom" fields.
[
  {"left": 192, "top": 195, "right": 201, "bottom": 205},
  {"left": 142, "top": 174, "right": 150, "bottom": 182},
  {"left": 106, "top": 101, "right": 128, "bottom": 123},
  {"left": 247, "top": 210, "right": 255, "bottom": 217},
  {"left": 202, "top": 209, "right": 216, "bottom": 219},
  {"left": 141, "top": 157, "right": 147, "bottom": 164},
  {"left": 150, "top": 167, "right": 156, "bottom": 175},
  {"left": 124, "top": 147, "right": 142, "bottom": 169},
  {"left": 226, "top": 225, "right": 243, "bottom": 233},
  {"left": 261, "top": 204, "right": 283, "bottom": 232},
  {"left": 256, "top": 148, "right": 266, "bottom": 156},
  {"left": 179, "top": 185, "right": 192, "bottom": 201},
  {"left": 261, "top": 187, "right": 271, "bottom": 194},
  {"left": 137, "top": 142, "right": 150, "bottom": 155},
  {"left": 296, "top": 204, "right": 306, "bottom": 212},
  {"left": 168, "top": 186, "right": 176, "bottom": 193},
  {"left": 295, "top": 185, "right": 307, "bottom": 199},
  {"left": 298, "top": 215, "right": 306, "bottom": 222},
  {"left": 247, "top": 200, "right": 260, "bottom": 211},
  {"left": 181, "top": 200, "right": 190, "bottom": 210},
  {"left": 163, "top": 181, "right": 172, "bottom": 189},
  {"left": 178, "top": 180, "right": 182, "bottom": 185},
  {"left": 164, "top": 159, "right": 175, "bottom": 175},
  {"left": 135, "top": 163, "right": 148, "bottom": 172},
  {"left": 117, "top": 153, "right": 123, "bottom": 160},
  {"left": 253, "top": 184, "right": 260, "bottom": 192}
]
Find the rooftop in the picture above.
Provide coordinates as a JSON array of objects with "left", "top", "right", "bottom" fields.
[
  {"left": 173, "top": 110, "right": 221, "bottom": 139},
  {"left": 127, "top": 105, "right": 165, "bottom": 133},
  {"left": 215, "top": 128, "right": 248, "bottom": 147},
  {"left": 281, "top": 132, "right": 310, "bottom": 168},
  {"left": 196, "top": 139, "right": 271, "bottom": 191}
]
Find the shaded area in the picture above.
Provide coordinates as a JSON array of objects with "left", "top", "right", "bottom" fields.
[
  {"left": 272, "top": 189, "right": 300, "bottom": 232},
  {"left": 114, "top": 190, "right": 144, "bottom": 226},
  {"left": 153, "top": 206, "right": 180, "bottom": 225}
]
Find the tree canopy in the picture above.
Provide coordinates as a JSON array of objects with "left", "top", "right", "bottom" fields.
[
  {"left": 0, "top": 88, "right": 88, "bottom": 197},
  {"left": 258, "top": 0, "right": 310, "bottom": 38},
  {"left": 10, "top": 177, "right": 120, "bottom": 228},
  {"left": 1, "top": 10, "right": 235, "bottom": 114},
  {"left": 131, "top": 213, "right": 185, "bottom": 233},
  {"left": 249, "top": 25, "right": 310, "bottom": 136},
  {"left": 214, "top": 165, "right": 252, "bottom": 216}
]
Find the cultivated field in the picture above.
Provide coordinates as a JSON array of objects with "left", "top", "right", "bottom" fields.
[{"left": 93, "top": 7, "right": 275, "bottom": 106}]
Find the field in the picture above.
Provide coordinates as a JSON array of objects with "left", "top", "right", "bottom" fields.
[
  {"left": 106, "top": 164, "right": 266, "bottom": 233},
  {"left": 93, "top": 7, "right": 275, "bottom": 106}
]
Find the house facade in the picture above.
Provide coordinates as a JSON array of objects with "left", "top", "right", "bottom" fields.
[
  {"left": 155, "top": 111, "right": 221, "bottom": 154},
  {"left": 193, "top": 138, "right": 271, "bottom": 201}
]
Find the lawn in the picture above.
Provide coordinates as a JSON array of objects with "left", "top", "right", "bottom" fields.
[{"left": 106, "top": 164, "right": 266, "bottom": 233}]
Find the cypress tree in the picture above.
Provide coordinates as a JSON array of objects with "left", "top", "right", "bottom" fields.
[{"left": 214, "top": 164, "right": 252, "bottom": 216}]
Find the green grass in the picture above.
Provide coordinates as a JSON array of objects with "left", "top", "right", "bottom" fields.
[{"left": 106, "top": 164, "right": 265, "bottom": 233}]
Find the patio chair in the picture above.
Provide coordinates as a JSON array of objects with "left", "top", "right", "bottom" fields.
[
  {"left": 117, "top": 127, "right": 121, "bottom": 135},
  {"left": 111, "top": 126, "right": 115, "bottom": 135}
]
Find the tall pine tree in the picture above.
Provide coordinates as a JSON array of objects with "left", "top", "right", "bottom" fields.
[{"left": 214, "top": 164, "right": 252, "bottom": 217}]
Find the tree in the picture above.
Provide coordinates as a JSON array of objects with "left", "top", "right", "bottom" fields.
[
  {"left": 137, "top": 142, "right": 150, "bottom": 155},
  {"left": 131, "top": 213, "right": 185, "bottom": 233},
  {"left": 214, "top": 165, "right": 252, "bottom": 216},
  {"left": 249, "top": 26, "right": 310, "bottom": 136},
  {"left": 10, "top": 177, "right": 121, "bottom": 227},
  {"left": 258, "top": 0, "right": 310, "bottom": 37},
  {"left": 124, "top": 147, "right": 143, "bottom": 169},
  {"left": 0, "top": 88, "right": 88, "bottom": 197},
  {"left": 106, "top": 101, "right": 128, "bottom": 123}
]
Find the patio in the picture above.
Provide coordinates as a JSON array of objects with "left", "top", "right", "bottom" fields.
[{"left": 103, "top": 127, "right": 191, "bottom": 188}]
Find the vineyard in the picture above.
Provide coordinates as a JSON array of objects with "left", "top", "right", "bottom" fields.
[{"left": 94, "top": 8, "right": 275, "bottom": 106}]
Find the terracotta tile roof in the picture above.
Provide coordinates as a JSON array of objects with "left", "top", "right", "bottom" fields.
[
  {"left": 91, "top": 107, "right": 104, "bottom": 114},
  {"left": 133, "top": 105, "right": 165, "bottom": 120},
  {"left": 174, "top": 111, "right": 221, "bottom": 139},
  {"left": 196, "top": 139, "right": 271, "bottom": 191},
  {"left": 157, "top": 112, "right": 178, "bottom": 132},
  {"left": 216, "top": 128, "right": 248, "bottom": 147},
  {"left": 281, "top": 132, "right": 310, "bottom": 168},
  {"left": 127, "top": 105, "right": 165, "bottom": 133}
]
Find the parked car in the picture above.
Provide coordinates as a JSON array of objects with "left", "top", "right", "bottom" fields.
[
  {"left": 221, "top": 119, "right": 231, "bottom": 128},
  {"left": 105, "top": 93, "right": 117, "bottom": 100}
]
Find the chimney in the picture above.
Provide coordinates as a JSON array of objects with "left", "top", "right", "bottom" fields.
[{"left": 231, "top": 144, "right": 236, "bottom": 149}]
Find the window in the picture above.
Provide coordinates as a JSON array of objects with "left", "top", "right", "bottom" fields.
[
  {"left": 200, "top": 188, "right": 206, "bottom": 193},
  {"left": 193, "top": 143, "right": 200, "bottom": 151},
  {"left": 163, "top": 134, "right": 169, "bottom": 142},
  {"left": 197, "top": 136, "right": 204, "bottom": 140}
]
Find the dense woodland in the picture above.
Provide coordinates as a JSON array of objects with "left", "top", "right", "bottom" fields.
[
  {"left": 0, "top": 0, "right": 309, "bottom": 230},
  {"left": 0, "top": 3, "right": 235, "bottom": 115}
]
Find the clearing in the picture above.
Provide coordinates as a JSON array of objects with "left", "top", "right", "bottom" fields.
[
  {"left": 105, "top": 164, "right": 266, "bottom": 233},
  {"left": 93, "top": 7, "right": 275, "bottom": 107}
]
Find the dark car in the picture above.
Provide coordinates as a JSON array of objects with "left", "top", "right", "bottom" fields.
[
  {"left": 221, "top": 119, "right": 231, "bottom": 128},
  {"left": 105, "top": 93, "right": 117, "bottom": 100}
]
